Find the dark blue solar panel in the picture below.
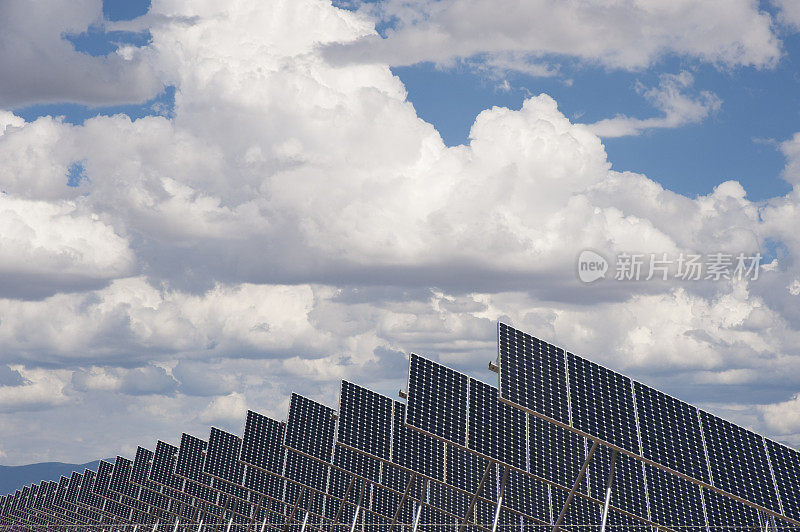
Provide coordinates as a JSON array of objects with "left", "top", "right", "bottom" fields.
[
  {"left": 504, "top": 470, "right": 550, "bottom": 525},
  {"left": 65, "top": 473, "right": 82, "bottom": 503},
  {"left": 586, "top": 447, "right": 648, "bottom": 521},
  {"left": 700, "top": 411, "right": 781, "bottom": 513},
  {"left": 176, "top": 433, "right": 219, "bottom": 509},
  {"left": 339, "top": 381, "right": 393, "bottom": 460},
  {"left": 149, "top": 441, "right": 181, "bottom": 490},
  {"left": 286, "top": 393, "right": 335, "bottom": 462},
  {"left": 469, "top": 378, "right": 527, "bottom": 470},
  {"left": 703, "top": 487, "right": 761, "bottom": 532},
  {"left": 242, "top": 410, "right": 286, "bottom": 474},
  {"left": 766, "top": 438, "right": 800, "bottom": 522},
  {"left": 498, "top": 322, "right": 570, "bottom": 425},
  {"left": 407, "top": 354, "right": 468, "bottom": 445},
  {"left": 93, "top": 460, "right": 113, "bottom": 498},
  {"left": 394, "top": 401, "right": 444, "bottom": 481},
  {"left": 205, "top": 427, "right": 245, "bottom": 484},
  {"left": 634, "top": 381, "right": 710, "bottom": 483},
  {"left": 567, "top": 353, "right": 639, "bottom": 454},
  {"left": 645, "top": 464, "right": 705, "bottom": 530},
  {"left": 551, "top": 488, "right": 601, "bottom": 532},
  {"left": 528, "top": 415, "right": 587, "bottom": 490}
]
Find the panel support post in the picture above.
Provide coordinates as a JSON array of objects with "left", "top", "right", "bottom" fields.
[
  {"left": 458, "top": 461, "right": 493, "bottom": 532},
  {"left": 283, "top": 486, "right": 306, "bottom": 532},
  {"left": 225, "top": 518, "right": 232, "bottom": 532},
  {"left": 332, "top": 476, "right": 357, "bottom": 527},
  {"left": 173, "top": 517, "right": 180, "bottom": 532},
  {"left": 349, "top": 481, "right": 367, "bottom": 532},
  {"left": 491, "top": 467, "right": 510, "bottom": 532},
  {"left": 196, "top": 519, "right": 203, "bottom": 532},
  {"left": 299, "top": 512, "right": 309, "bottom": 532},
  {"left": 599, "top": 450, "right": 618, "bottom": 532},
  {"left": 259, "top": 516, "right": 266, "bottom": 532},
  {"left": 152, "top": 520, "right": 159, "bottom": 532},
  {"left": 553, "top": 440, "right": 598, "bottom": 532},
  {"left": 411, "top": 480, "right": 428, "bottom": 532},
  {"left": 387, "top": 473, "right": 416, "bottom": 532}
]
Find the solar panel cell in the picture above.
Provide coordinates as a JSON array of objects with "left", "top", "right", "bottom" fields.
[
  {"left": 700, "top": 411, "right": 781, "bottom": 513},
  {"left": 498, "top": 323, "right": 570, "bottom": 424},
  {"left": 634, "top": 381, "right": 710, "bottom": 483}
]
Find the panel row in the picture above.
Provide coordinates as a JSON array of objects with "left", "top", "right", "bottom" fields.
[{"left": 497, "top": 322, "right": 800, "bottom": 524}]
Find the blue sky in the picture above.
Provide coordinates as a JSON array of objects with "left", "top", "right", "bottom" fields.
[{"left": 4, "top": 0, "right": 800, "bottom": 465}]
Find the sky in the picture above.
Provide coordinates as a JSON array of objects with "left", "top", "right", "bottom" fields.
[{"left": 3, "top": 0, "right": 800, "bottom": 465}]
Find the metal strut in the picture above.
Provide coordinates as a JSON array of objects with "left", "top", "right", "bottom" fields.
[
  {"left": 349, "top": 481, "right": 367, "bottom": 532},
  {"left": 552, "top": 440, "right": 599, "bottom": 532},
  {"left": 411, "top": 480, "right": 428, "bottom": 532},
  {"left": 491, "top": 467, "right": 510, "bottom": 532},
  {"left": 599, "top": 450, "right": 618, "bottom": 532},
  {"left": 282, "top": 486, "right": 306, "bottom": 532},
  {"left": 458, "top": 462, "right": 493, "bottom": 532},
  {"left": 387, "top": 473, "right": 416, "bottom": 532}
]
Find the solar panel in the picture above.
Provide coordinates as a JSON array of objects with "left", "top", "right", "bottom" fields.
[
  {"left": 206, "top": 427, "right": 245, "bottom": 484},
  {"left": 130, "top": 446, "right": 171, "bottom": 522},
  {"left": 633, "top": 381, "right": 710, "bottom": 483},
  {"left": 567, "top": 353, "right": 639, "bottom": 455},
  {"left": 643, "top": 464, "right": 704, "bottom": 530},
  {"left": 586, "top": 447, "right": 648, "bottom": 522},
  {"left": 699, "top": 410, "right": 781, "bottom": 513},
  {"left": 765, "top": 439, "right": 800, "bottom": 522},
  {"left": 407, "top": 354, "right": 469, "bottom": 445},
  {"left": 175, "top": 433, "right": 223, "bottom": 520},
  {"left": 468, "top": 378, "right": 527, "bottom": 471},
  {"left": 240, "top": 409, "right": 288, "bottom": 516},
  {"left": 203, "top": 427, "right": 252, "bottom": 524},
  {"left": 497, "top": 322, "right": 797, "bottom": 528},
  {"left": 498, "top": 322, "right": 570, "bottom": 424},
  {"left": 702, "top": 487, "right": 761, "bottom": 532}
]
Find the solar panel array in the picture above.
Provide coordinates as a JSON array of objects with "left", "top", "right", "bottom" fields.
[
  {"left": 497, "top": 321, "right": 800, "bottom": 529},
  {"left": 2, "top": 321, "right": 799, "bottom": 531}
]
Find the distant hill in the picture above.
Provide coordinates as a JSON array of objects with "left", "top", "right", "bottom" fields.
[{"left": 0, "top": 460, "right": 103, "bottom": 495}]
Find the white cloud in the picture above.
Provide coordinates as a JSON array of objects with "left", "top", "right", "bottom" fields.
[
  {"left": 325, "top": 0, "right": 781, "bottom": 71},
  {"left": 0, "top": 196, "right": 134, "bottom": 298},
  {"left": 0, "top": 0, "right": 163, "bottom": 107},
  {"left": 586, "top": 72, "right": 722, "bottom": 138},
  {"left": 774, "top": 0, "right": 800, "bottom": 30},
  {"left": 1, "top": 0, "right": 800, "bottom": 463},
  {"left": 198, "top": 392, "right": 248, "bottom": 427},
  {"left": 760, "top": 393, "right": 800, "bottom": 435},
  {"left": 0, "top": 368, "right": 73, "bottom": 413}
]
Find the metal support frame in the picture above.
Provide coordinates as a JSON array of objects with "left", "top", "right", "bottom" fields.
[
  {"left": 410, "top": 480, "right": 428, "bottom": 532},
  {"left": 491, "top": 467, "right": 509, "bottom": 532},
  {"left": 332, "top": 476, "right": 357, "bottom": 527},
  {"left": 387, "top": 473, "right": 416, "bottom": 532},
  {"left": 599, "top": 450, "right": 618, "bottom": 532},
  {"left": 552, "top": 440, "right": 598, "bottom": 532},
  {"left": 459, "top": 462, "right": 494, "bottom": 532},
  {"left": 299, "top": 511, "right": 310, "bottom": 532},
  {"left": 282, "top": 486, "right": 306, "bottom": 532},
  {"left": 349, "top": 481, "right": 367, "bottom": 532}
]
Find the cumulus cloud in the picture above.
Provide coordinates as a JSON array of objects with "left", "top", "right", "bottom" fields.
[
  {"left": 0, "top": 369, "right": 72, "bottom": 413},
  {"left": 0, "top": 197, "right": 134, "bottom": 298},
  {"left": 324, "top": 0, "right": 781, "bottom": 70},
  {"left": 760, "top": 393, "right": 800, "bottom": 435},
  {"left": 586, "top": 72, "right": 722, "bottom": 138},
  {"left": 198, "top": 392, "right": 248, "bottom": 428},
  {"left": 1, "top": 0, "right": 800, "bottom": 463},
  {"left": 0, "top": 0, "right": 163, "bottom": 107},
  {"left": 774, "top": 0, "right": 800, "bottom": 29}
]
